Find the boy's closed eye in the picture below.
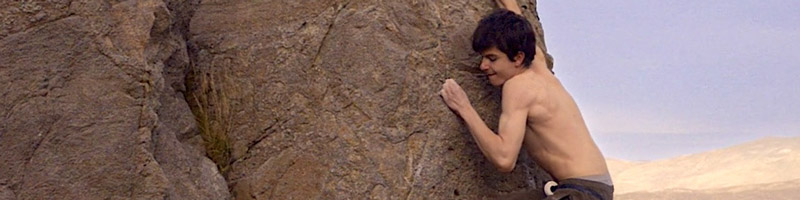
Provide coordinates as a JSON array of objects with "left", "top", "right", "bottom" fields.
[{"left": 484, "top": 55, "right": 498, "bottom": 62}]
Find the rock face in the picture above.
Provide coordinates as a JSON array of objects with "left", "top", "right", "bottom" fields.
[
  {"left": 1, "top": 0, "right": 553, "bottom": 199},
  {"left": 0, "top": 0, "right": 228, "bottom": 199},
  {"left": 188, "top": 0, "right": 553, "bottom": 199}
]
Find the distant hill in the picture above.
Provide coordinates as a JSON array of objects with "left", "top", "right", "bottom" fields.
[
  {"left": 617, "top": 179, "right": 800, "bottom": 200},
  {"left": 607, "top": 136, "right": 800, "bottom": 199},
  {"left": 605, "top": 158, "right": 642, "bottom": 176}
]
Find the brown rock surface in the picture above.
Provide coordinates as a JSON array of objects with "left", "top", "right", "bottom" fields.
[
  {"left": 0, "top": 0, "right": 228, "bottom": 199},
  {"left": 188, "top": 0, "right": 553, "bottom": 199},
  {"left": 2, "top": 0, "right": 554, "bottom": 199}
]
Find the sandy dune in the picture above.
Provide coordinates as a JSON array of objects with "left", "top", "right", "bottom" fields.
[
  {"left": 607, "top": 136, "right": 800, "bottom": 199},
  {"left": 616, "top": 179, "right": 800, "bottom": 200}
]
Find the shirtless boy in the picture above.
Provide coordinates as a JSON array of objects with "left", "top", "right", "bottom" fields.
[{"left": 439, "top": 1, "right": 613, "bottom": 199}]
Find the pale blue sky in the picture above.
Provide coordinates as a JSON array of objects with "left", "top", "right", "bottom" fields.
[{"left": 537, "top": 1, "right": 800, "bottom": 160}]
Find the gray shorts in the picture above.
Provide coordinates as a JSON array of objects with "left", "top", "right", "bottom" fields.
[
  {"left": 544, "top": 175, "right": 614, "bottom": 200},
  {"left": 574, "top": 173, "right": 613, "bottom": 186}
]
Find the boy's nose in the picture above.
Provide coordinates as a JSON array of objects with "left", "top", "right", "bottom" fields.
[{"left": 479, "top": 61, "right": 490, "bottom": 71}]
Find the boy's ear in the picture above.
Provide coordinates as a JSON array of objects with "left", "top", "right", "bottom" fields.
[{"left": 514, "top": 52, "right": 525, "bottom": 67}]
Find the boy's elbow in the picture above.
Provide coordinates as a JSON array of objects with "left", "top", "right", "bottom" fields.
[
  {"left": 495, "top": 159, "right": 516, "bottom": 173},
  {"left": 491, "top": 148, "right": 519, "bottom": 172}
]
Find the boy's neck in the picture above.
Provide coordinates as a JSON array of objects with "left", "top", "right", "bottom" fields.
[{"left": 528, "top": 60, "right": 553, "bottom": 75}]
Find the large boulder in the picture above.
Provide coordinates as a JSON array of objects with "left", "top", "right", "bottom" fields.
[
  {"left": 188, "top": 0, "right": 553, "bottom": 199},
  {"left": 2, "top": 0, "right": 554, "bottom": 199},
  {"left": 0, "top": 0, "right": 228, "bottom": 199}
]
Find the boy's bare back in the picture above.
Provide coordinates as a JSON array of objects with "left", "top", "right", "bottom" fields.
[{"left": 511, "top": 47, "right": 609, "bottom": 180}]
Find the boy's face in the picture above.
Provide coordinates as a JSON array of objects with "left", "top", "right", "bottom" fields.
[{"left": 479, "top": 47, "right": 524, "bottom": 87}]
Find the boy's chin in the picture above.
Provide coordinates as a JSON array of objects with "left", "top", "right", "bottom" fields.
[{"left": 489, "top": 80, "right": 504, "bottom": 87}]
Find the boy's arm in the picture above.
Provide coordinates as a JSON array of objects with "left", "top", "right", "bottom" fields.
[
  {"left": 495, "top": 0, "right": 522, "bottom": 15},
  {"left": 441, "top": 79, "right": 528, "bottom": 172}
]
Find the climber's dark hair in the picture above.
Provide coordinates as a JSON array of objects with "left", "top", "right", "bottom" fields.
[{"left": 472, "top": 10, "right": 536, "bottom": 68}]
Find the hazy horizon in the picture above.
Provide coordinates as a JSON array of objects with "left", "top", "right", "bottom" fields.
[{"left": 537, "top": 1, "right": 800, "bottom": 161}]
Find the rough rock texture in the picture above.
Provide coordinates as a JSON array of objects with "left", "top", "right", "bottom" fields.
[
  {"left": 0, "top": 0, "right": 228, "bottom": 199},
  {"left": 187, "top": 0, "right": 554, "bottom": 199},
  {"left": 2, "top": 0, "right": 554, "bottom": 199}
]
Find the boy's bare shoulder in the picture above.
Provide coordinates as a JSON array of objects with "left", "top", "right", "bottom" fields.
[
  {"left": 501, "top": 73, "right": 542, "bottom": 105},
  {"left": 505, "top": 72, "right": 544, "bottom": 92}
]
